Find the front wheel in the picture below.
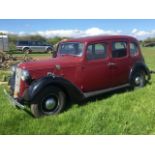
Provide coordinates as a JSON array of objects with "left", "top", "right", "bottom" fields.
[
  {"left": 30, "top": 86, "right": 66, "bottom": 118},
  {"left": 131, "top": 70, "right": 146, "bottom": 88}
]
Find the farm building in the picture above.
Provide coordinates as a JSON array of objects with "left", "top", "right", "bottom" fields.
[{"left": 0, "top": 34, "right": 8, "bottom": 52}]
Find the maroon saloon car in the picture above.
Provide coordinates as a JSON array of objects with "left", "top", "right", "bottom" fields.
[{"left": 9, "top": 35, "right": 151, "bottom": 117}]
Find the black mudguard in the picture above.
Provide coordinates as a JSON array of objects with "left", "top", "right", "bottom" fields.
[
  {"left": 23, "top": 75, "right": 85, "bottom": 103},
  {"left": 129, "top": 61, "right": 151, "bottom": 83}
]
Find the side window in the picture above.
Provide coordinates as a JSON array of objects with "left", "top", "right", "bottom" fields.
[
  {"left": 87, "top": 43, "right": 107, "bottom": 61},
  {"left": 18, "top": 41, "right": 28, "bottom": 46},
  {"left": 31, "top": 41, "right": 36, "bottom": 46},
  {"left": 112, "top": 41, "right": 127, "bottom": 58},
  {"left": 37, "top": 42, "right": 43, "bottom": 46},
  {"left": 130, "top": 42, "right": 138, "bottom": 56}
]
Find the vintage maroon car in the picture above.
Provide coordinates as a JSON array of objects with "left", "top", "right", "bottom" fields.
[{"left": 9, "top": 35, "right": 151, "bottom": 117}]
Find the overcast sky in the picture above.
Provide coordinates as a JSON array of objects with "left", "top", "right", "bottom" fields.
[{"left": 0, "top": 19, "right": 155, "bottom": 40}]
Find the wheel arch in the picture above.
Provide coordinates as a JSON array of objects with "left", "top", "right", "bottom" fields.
[
  {"left": 23, "top": 76, "right": 85, "bottom": 103},
  {"left": 47, "top": 82, "right": 70, "bottom": 102},
  {"left": 22, "top": 46, "right": 30, "bottom": 51},
  {"left": 129, "top": 62, "right": 151, "bottom": 83}
]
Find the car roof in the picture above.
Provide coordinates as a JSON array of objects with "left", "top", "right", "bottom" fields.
[{"left": 63, "top": 35, "right": 138, "bottom": 43}]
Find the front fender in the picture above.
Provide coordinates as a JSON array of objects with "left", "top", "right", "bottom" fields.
[{"left": 23, "top": 75, "right": 85, "bottom": 103}]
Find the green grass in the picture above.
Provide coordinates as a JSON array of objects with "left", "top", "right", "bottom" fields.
[
  {"left": 13, "top": 53, "right": 52, "bottom": 58},
  {"left": 0, "top": 47, "right": 155, "bottom": 135},
  {"left": 0, "top": 71, "right": 11, "bottom": 82}
]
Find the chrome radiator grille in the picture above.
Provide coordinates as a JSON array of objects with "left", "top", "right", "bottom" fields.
[{"left": 14, "top": 68, "right": 22, "bottom": 98}]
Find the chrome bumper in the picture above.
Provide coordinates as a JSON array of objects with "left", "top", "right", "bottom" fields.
[{"left": 3, "top": 88, "right": 25, "bottom": 109}]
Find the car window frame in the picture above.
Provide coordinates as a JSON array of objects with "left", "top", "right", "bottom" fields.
[
  {"left": 111, "top": 40, "right": 129, "bottom": 59},
  {"left": 129, "top": 41, "right": 139, "bottom": 56},
  {"left": 58, "top": 42, "right": 85, "bottom": 57},
  {"left": 86, "top": 42, "right": 108, "bottom": 61}
]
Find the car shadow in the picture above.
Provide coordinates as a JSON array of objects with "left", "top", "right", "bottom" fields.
[
  {"left": 79, "top": 87, "right": 132, "bottom": 106},
  {"left": 64, "top": 86, "right": 132, "bottom": 111}
]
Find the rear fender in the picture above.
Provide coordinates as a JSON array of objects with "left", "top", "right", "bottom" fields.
[{"left": 129, "top": 61, "right": 151, "bottom": 83}]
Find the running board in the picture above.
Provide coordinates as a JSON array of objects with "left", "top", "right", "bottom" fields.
[{"left": 84, "top": 84, "right": 130, "bottom": 98}]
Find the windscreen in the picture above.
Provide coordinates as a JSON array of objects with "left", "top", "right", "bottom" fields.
[{"left": 58, "top": 42, "right": 84, "bottom": 56}]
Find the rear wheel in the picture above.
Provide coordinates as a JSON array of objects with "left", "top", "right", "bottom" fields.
[
  {"left": 30, "top": 86, "right": 66, "bottom": 118},
  {"left": 23, "top": 48, "right": 31, "bottom": 54},
  {"left": 46, "top": 48, "right": 53, "bottom": 54},
  {"left": 131, "top": 70, "right": 146, "bottom": 88}
]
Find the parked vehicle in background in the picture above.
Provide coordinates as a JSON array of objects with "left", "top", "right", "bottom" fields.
[
  {"left": 9, "top": 35, "right": 151, "bottom": 118},
  {"left": 16, "top": 40, "right": 53, "bottom": 53},
  {"left": 0, "top": 34, "right": 8, "bottom": 52},
  {"left": 143, "top": 42, "right": 155, "bottom": 47}
]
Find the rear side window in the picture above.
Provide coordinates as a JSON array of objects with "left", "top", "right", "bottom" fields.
[
  {"left": 36, "top": 41, "right": 43, "bottom": 46},
  {"left": 112, "top": 41, "right": 127, "bottom": 58},
  {"left": 87, "top": 43, "right": 107, "bottom": 60},
  {"left": 30, "top": 41, "right": 37, "bottom": 46},
  {"left": 17, "top": 41, "right": 28, "bottom": 46},
  {"left": 130, "top": 42, "right": 138, "bottom": 56}
]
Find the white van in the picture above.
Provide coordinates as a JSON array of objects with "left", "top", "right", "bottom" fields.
[{"left": 0, "top": 35, "right": 8, "bottom": 51}]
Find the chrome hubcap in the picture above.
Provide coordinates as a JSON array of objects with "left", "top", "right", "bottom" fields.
[
  {"left": 45, "top": 98, "right": 57, "bottom": 110},
  {"left": 135, "top": 77, "right": 141, "bottom": 85}
]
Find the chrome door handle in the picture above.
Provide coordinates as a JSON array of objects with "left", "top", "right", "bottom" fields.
[{"left": 107, "top": 62, "right": 116, "bottom": 67}]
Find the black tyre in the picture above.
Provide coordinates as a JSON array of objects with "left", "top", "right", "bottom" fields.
[
  {"left": 23, "top": 48, "right": 31, "bottom": 54},
  {"left": 131, "top": 70, "right": 146, "bottom": 88},
  {"left": 30, "top": 86, "right": 66, "bottom": 118}
]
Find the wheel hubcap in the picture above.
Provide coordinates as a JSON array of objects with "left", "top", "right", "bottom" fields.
[
  {"left": 135, "top": 77, "right": 141, "bottom": 85},
  {"left": 44, "top": 98, "right": 57, "bottom": 110}
]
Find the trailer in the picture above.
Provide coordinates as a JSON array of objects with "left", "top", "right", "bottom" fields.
[{"left": 0, "top": 34, "right": 8, "bottom": 52}]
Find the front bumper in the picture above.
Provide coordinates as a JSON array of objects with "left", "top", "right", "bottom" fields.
[{"left": 3, "top": 88, "right": 25, "bottom": 109}]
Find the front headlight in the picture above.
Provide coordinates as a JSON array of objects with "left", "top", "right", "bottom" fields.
[
  {"left": 11, "top": 65, "right": 16, "bottom": 75},
  {"left": 21, "top": 69, "right": 30, "bottom": 81}
]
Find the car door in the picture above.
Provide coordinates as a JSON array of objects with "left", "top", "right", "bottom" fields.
[
  {"left": 36, "top": 41, "right": 45, "bottom": 52},
  {"left": 82, "top": 42, "right": 111, "bottom": 92},
  {"left": 30, "top": 41, "right": 38, "bottom": 52},
  {"left": 30, "top": 41, "right": 44, "bottom": 52},
  {"left": 108, "top": 40, "right": 130, "bottom": 87}
]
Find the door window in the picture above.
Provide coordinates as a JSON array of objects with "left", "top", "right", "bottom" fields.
[
  {"left": 130, "top": 42, "right": 138, "bottom": 56},
  {"left": 86, "top": 43, "right": 107, "bottom": 60},
  {"left": 17, "top": 41, "right": 28, "bottom": 46},
  {"left": 112, "top": 41, "right": 127, "bottom": 58},
  {"left": 37, "top": 41, "right": 43, "bottom": 46},
  {"left": 31, "top": 41, "right": 37, "bottom": 46}
]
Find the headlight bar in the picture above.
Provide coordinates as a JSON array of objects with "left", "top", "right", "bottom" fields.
[{"left": 21, "top": 69, "right": 30, "bottom": 81}]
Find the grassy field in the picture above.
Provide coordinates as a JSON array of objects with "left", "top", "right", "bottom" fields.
[
  {"left": 0, "top": 47, "right": 155, "bottom": 135},
  {"left": 13, "top": 52, "right": 52, "bottom": 59}
]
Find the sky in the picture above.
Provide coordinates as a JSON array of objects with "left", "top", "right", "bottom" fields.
[{"left": 0, "top": 19, "right": 155, "bottom": 40}]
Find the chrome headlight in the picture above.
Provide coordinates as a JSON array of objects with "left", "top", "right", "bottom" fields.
[
  {"left": 11, "top": 65, "right": 16, "bottom": 75},
  {"left": 21, "top": 69, "right": 30, "bottom": 81}
]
